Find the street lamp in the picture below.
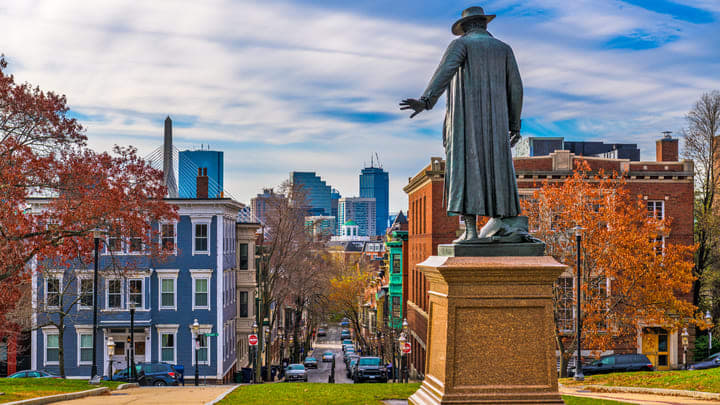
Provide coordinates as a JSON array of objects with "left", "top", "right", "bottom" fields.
[
  {"left": 574, "top": 226, "right": 585, "bottom": 382},
  {"left": 107, "top": 337, "right": 115, "bottom": 380},
  {"left": 706, "top": 310, "right": 713, "bottom": 357},
  {"left": 129, "top": 301, "right": 136, "bottom": 383},
  {"left": 398, "top": 332, "right": 407, "bottom": 384},
  {"left": 90, "top": 228, "right": 104, "bottom": 384},
  {"left": 192, "top": 319, "right": 200, "bottom": 386},
  {"left": 252, "top": 320, "right": 258, "bottom": 383},
  {"left": 682, "top": 327, "right": 689, "bottom": 370}
]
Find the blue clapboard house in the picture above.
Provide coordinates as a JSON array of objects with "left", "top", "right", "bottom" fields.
[{"left": 30, "top": 197, "right": 244, "bottom": 383}]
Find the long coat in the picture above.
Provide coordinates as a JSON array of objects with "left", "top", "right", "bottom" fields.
[{"left": 421, "top": 29, "right": 523, "bottom": 218}]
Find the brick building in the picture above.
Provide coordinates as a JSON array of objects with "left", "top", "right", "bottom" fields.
[
  {"left": 403, "top": 157, "right": 459, "bottom": 379},
  {"left": 404, "top": 134, "right": 694, "bottom": 377}
]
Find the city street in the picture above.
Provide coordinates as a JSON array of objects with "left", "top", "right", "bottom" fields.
[{"left": 306, "top": 325, "right": 353, "bottom": 384}]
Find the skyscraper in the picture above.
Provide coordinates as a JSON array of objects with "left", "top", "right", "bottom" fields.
[
  {"left": 359, "top": 162, "right": 389, "bottom": 236},
  {"left": 178, "top": 150, "right": 224, "bottom": 198},
  {"left": 290, "top": 172, "right": 332, "bottom": 216},
  {"left": 338, "top": 197, "right": 376, "bottom": 237}
]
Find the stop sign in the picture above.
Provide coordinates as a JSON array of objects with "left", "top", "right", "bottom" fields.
[
  {"left": 249, "top": 334, "right": 258, "bottom": 346},
  {"left": 402, "top": 342, "right": 411, "bottom": 354}
]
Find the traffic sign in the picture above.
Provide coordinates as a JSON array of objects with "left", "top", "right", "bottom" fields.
[
  {"left": 402, "top": 342, "right": 411, "bottom": 354},
  {"left": 205, "top": 332, "right": 218, "bottom": 337},
  {"left": 249, "top": 334, "right": 258, "bottom": 346}
]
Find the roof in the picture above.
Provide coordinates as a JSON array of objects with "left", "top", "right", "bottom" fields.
[{"left": 344, "top": 220, "right": 358, "bottom": 226}]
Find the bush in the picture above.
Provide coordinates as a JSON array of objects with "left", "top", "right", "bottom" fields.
[{"left": 693, "top": 334, "right": 720, "bottom": 362}]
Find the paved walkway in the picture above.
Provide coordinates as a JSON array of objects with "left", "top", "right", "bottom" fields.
[
  {"left": 560, "top": 385, "right": 720, "bottom": 404},
  {"left": 55, "top": 386, "right": 234, "bottom": 405}
]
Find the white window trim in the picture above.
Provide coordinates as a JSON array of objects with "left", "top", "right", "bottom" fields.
[
  {"left": 45, "top": 273, "right": 63, "bottom": 310},
  {"left": 76, "top": 272, "right": 94, "bottom": 311},
  {"left": 190, "top": 269, "right": 212, "bottom": 311},
  {"left": 191, "top": 219, "right": 212, "bottom": 256},
  {"left": 127, "top": 278, "right": 145, "bottom": 310},
  {"left": 105, "top": 278, "right": 124, "bottom": 311},
  {"left": 75, "top": 325, "right": 93, "bottom": 365},
  {"left": 648, "top": 200, "right": 665, "bottom": 220},
  {"left": 157, "top": 269, "right": 179, "bottom": 311},
  {"left": 187, "top": 323, "right": 212, "bottom": 366},
  {"left": 42, "top": 326, "right": 59, "bottom": 366},
  {"left": 159, "top": 222, "right": 178, "bottom": 255},
  {"left": 156, "top": 324, "right": 179, "bottom": 365}
]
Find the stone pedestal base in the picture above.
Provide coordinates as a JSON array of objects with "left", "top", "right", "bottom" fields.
[{"left": 408, "top": 256, "right": 566, "bottom": 405}]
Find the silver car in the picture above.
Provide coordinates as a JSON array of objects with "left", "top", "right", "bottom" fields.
[{"left": 284, "top": 364, "right": 308, "bottom": 382}]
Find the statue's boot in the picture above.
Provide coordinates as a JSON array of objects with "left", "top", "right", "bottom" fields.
[
  {"left": 477, "top": 217, "right": 505, "bottom": 239},
  {"left": 453, "top": 215, "right": 477, "bottom": 243}
]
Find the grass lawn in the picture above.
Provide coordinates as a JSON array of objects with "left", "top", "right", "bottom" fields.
[
  {"left": 0, "top": 378, "right": 122, "bottom": 403},
  {"left": 218, "top": 383, "right": 633, "bottom": 405},
  {"left": 560, "top": 366, "right": 720, "bottom": 393}
]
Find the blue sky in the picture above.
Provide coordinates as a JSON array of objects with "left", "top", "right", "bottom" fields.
[{"left": 2, "top": 0, "right": 719, "bottom": 212}]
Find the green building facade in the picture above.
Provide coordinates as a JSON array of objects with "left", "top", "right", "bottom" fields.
[{"left": 386, "top": 230, "right": 408, "bottom": 329}]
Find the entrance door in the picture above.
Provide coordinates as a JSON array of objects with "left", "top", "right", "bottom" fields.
[
  {"left": 0, "top": 339, "right": 7, "bottom": 377},
  {"left": 642, "top": 327, "right": 670, "bottom": 371}
]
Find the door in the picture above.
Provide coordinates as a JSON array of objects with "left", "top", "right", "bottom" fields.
[
  {"left": 642, "top": 327, "right": 669, "bottom": 370},
  {"left": 0, "top": 339, "right": 7, "bottom": 377}
]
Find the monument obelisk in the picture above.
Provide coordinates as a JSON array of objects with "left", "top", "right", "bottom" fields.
[{"left": 400, "top": 6, "right": 566, "bottom": 404}]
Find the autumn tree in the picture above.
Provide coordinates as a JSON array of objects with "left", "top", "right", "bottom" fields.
[
  {"left": 524, "top": 162, "right": 697, "bottom": 376},
  {"left": 683, "top": 91, "right": 720, "bottom": 314},
  {"left": 0, "top": 56, "right": 177, "bottom": 342}
]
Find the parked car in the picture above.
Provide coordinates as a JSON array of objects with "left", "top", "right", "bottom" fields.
[
  {"left": 341, "top": 329, "right": 351, "bottom": 340},
  {"left": 303, "top": 357, "right": 318, "bottom": 369},
  {"left": 8, "top": 370, "right": 60, "bottom": 379},
  {"left": 317, "top": 328, "right": 327, "bottom": 337},
  {"left": 346, "top": 357, "right": 360, "bottom": 379},
  {"left": 109, "top": 363, "right": 179, "bottom": 386},
  {"left": 341, "top": 318, "right": 350, "bottom": 327},
  {"left": 285, "top": 364, "right": 308, "bottom": 382},
  {"left": 353, "top": 357, "right": 388, "bottom": 383},
  {"left": 343, "top": 344, "right": 354, "bottom": 353},
  {"left": 342, "top": 339, "right": 353, "bottom": 346},
  {"left": 322, "top": 352, "right": 334, "bottom": 362},
  {"left": 689, "top": 352, "right": 720, "bottom": 370},
  {"left": 344, "top": 348, "right": 356, "bottom": 357},
  {"left": 570, "top": 354, "right": 654, "bottom": 376}
]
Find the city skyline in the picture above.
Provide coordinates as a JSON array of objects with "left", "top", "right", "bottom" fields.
[{"left": 2, "top": 1, "right": 719, "bottom": 212}]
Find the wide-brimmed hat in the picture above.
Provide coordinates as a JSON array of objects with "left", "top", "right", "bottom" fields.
[{"left": 451, "top": 6, "right": 496, "bottom": 35}]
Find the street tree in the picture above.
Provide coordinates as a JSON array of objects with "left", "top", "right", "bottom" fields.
[
  {"left": 326, "top": 255, "right": 373, "bottom": 352},
  {"left": 523, "top": 162, "right": 697, "bottom": 376}
]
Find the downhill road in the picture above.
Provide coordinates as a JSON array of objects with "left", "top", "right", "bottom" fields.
[{"left": 306, "top": 325, "right": 353, "bottom": 383}]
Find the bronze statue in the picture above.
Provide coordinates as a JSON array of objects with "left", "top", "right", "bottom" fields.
[{"left": 400, "top": 6, "right": 525, "bottom": 243}]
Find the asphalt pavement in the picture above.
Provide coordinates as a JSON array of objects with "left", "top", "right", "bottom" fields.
[{"left": 306, "top": 325, "right": 353, "bottom": 383}]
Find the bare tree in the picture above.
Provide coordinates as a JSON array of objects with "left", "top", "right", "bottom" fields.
[{"left": 683, "top": 91, "right": 720, "bottom": 310}]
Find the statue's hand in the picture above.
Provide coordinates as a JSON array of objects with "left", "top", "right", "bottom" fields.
[
  {"left": 510, "top": 130, "right": 521, "bottom": 147},
  {"left": 399, "top": 98, "right": 425, "bottom": 119}
]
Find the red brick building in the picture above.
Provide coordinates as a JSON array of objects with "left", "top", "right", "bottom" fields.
[{"left": 404, "top": 135, "right": 694, "bottom": 375}]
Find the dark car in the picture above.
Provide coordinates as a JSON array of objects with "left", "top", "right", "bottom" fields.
[
  {"left": 571, "top": 354, "right": 654, "bottom": 376},
  {"left": 110, "top": 363, "right": 179, "bottom": 386},
  {"left": 8, "top": 370, "right": 60, "bottom": 378},
  {"left": 340, "top": 330, "right": 351, "bottom": 340},
  {"left": 346, "top": 357, "right": 360, "bottom": 378},
  {"left": 317, "top": 328, "right": 327, "bottom": 337},
  {"left": 344, "top": 353, "right": 359, "bottom": 368},
  {"left": 303, "top": 357, "right": 318, "bottom": 369},
  {"left": 689, "top": 352, "right": 720, "bottom": 370},
  {"left": 285, "top": 364, "right": 308, "bottom": 382},
  {"left": 353, "top": 356, "right": 387, "bottom": 383}
]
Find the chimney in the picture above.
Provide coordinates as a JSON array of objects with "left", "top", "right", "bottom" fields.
[
  {"left": 163, "top": 116, "right": 178, "bottom": 197},
  {"left": 656, "top": 131, "right": 679, "bottom": 162},
  {"left": 196, "top": 167, "right": 209, "bottom": 199}
]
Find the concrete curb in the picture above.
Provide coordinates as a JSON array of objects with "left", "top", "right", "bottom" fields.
[
  {"left": 116, "top": 383, "right": 139, "bottom": 390},
  {"left": 204, "top": 384, "right": 239, "bottom": 405},
  {"left": 4, "top": 387, "right": 109, "bottom": 405},
  {"left": 575, "top": 384, "right": 720, "bottom": 401}
]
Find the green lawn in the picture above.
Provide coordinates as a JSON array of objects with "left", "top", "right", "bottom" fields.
[
  {"left": 0, "top": 378, "right": 121, "bottom": 403},
  {"left": 218, "top": 383, "right": 632, "bottom": 405},
  {"left": 560, "top": 366, "right": 720, "bottom": 393}
]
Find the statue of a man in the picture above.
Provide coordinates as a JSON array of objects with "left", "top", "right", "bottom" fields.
[{"left": 400, "top": 6, "right": 523, "bottom": 243}]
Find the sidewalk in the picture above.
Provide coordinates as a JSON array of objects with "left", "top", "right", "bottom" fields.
[
  {"left": 560, "top": 385, "right": 720, "bottom": 405},
  {"left": 54, "top": 386, "right": 234, "bottom": 405}
]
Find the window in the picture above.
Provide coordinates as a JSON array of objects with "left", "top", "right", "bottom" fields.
[
  {"left": 555, "top": 277, "right": 573, "bottom": 332},
  {"left": 239, "top": 244, "right": 249, "bottom": 270},
  {"left": 79, "top": 334, "right": 92, "bottom": 363},
  {"left": 107, "top": 279, "right": 123, "bottom": 309},
  {"left": 45, "top": 332, "right": 59, "bottom": 365},
  {"left": 128, "top": 279, "right": 143, "bottom": 308},
  {"left": 654, "top": 236, "right": 665, "bottom": 256},
  {"left": 46, "top": 277, "right": 60, "bottom": 308},
  {"left": 161, "top": 333, "right": 175, "bottom": 363},
  {"left": 239, "top": 291, "right": 248, "bottom": 317},
  {"left": 392, "top": 296, "right": 401, "bottom": 319},
  {"left": 195, "top": 223, "right": 208, "bottom": 253},
  {"left": 160, "top": 278, "right": 175, "bottom": 309},
  {"left": 195, "top": 335, "right": 209, "bottom": 364},
  {"left": 392, "top": 255, "right": 401, "bottom": 273},
  {"left": 128, "top": 236, "right": 143, "bottom": 253},
  {"left": 195, "top": 278, "right": 209, "bottom": 308},
  {"left": 161, "top": 223, "right": 176, "bottom": 252},
  {"left": 107, "top": 233, "right": 123, "bottom": 253},
  {"left": 79, "top": 278, "right": 93, "bottom": 308},
  {"left": 647, "top": 200, "right": 664, "bottom": 220}
]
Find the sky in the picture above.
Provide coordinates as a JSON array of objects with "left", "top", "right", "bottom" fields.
[{"left": 2, "top": 0, "right": 720, "bottom": 213}]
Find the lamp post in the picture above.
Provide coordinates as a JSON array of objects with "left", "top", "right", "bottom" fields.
[
  {"left": 107, "top": 337, "right": 115, "bottom": 380},
  {"left": 252, "top": 321, "right": 258, "bottom": 383},
  {"left": 264, "top": 317, "right": 270, "bottom": 382},
  {"left": 90, "top": 229, "right": 104, "bottom": 384},
  {"left": 129, "top": 301, "right": 136, "bottom": 383},
  {"left": 289, "top": 335, "right": 294, "bottom": 364},
  {"left": 706, "top": 310, "right": 713, "bottom": 357},
  {"left": 192, "top": 319, "right": 200, "bottom": 386},
  {"left": 682, "top": 327, "right": 689, "bottom": 370},
  {"left": 398, "top": 333, "right": 407, "bottom": 384},
  {"left": 574, "top": 226, "right": 585, "bottom": 382}
]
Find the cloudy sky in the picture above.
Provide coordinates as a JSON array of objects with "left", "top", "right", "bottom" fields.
[{"left": 3, "top": 0, "right": 719, "bottom": 212}]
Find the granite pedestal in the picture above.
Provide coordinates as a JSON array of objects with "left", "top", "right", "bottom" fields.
[{"left": 408, "top": 246, "right": 566, "bottom": 404}]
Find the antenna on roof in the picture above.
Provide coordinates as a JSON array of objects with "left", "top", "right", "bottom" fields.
[
  {"left": 662, "top": 131, "right": 672, "bottom": 139},
  {"left": 375, "top": 152, "right": 383, "bottom": 169}
]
